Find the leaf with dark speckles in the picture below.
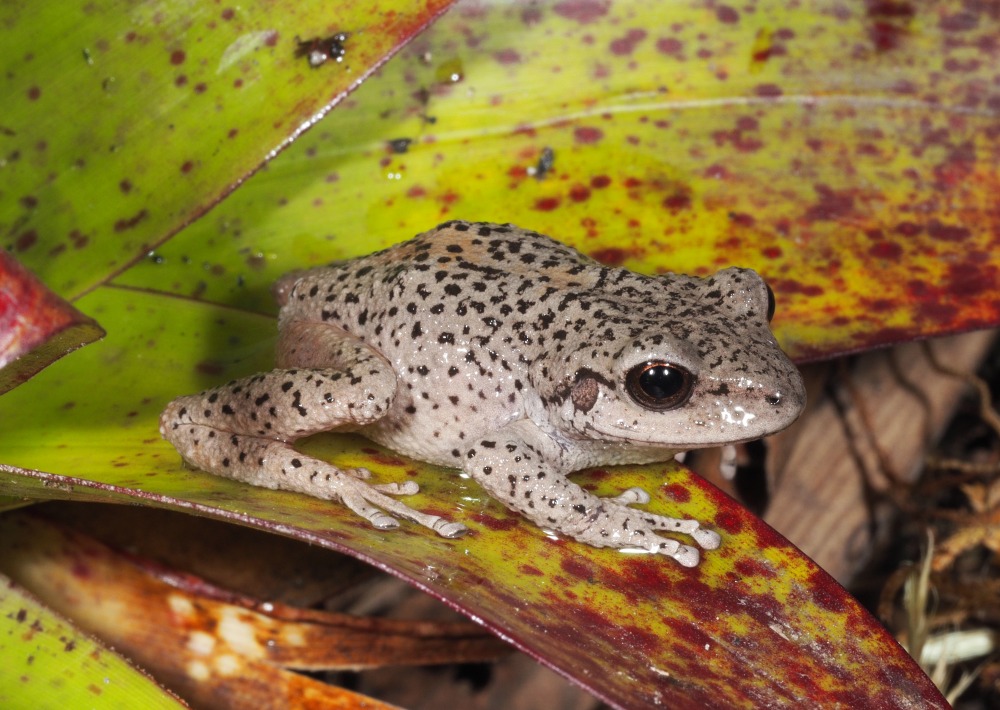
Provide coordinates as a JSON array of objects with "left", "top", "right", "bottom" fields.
[
  {"left": 0, "top": 568, "right": 184, "bottom": 708},
  {"left": 116, "top": 0, "right": 1000, "bottom": 360},
  {"left": 1, "top": 0, "right": 458, "bottom": 301}
]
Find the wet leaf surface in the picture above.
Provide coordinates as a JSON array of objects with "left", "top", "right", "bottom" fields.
[
  {"left": 0, "top": 452, "right": 947, "bottom": 706},
  {"left": 0, "top": 252, "right": 104, "bottom": 394}
]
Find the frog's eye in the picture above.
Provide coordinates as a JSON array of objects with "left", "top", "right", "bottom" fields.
[
  {"left": 625, "top": 362, "right": 694, "bottom": 411},
  {"left": 765, "top": 283, "right": 776, "bottom": 322}
]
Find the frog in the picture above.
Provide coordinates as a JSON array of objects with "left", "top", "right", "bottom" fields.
[{"left": 161, "top": 221, "right": 805, "bottom": 566}]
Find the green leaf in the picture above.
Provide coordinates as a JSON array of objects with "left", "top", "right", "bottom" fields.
[
  {"left": 1, "top": 0, "right": 457, "bottom": 299},
  {"left": 112, "top": 0, "right": 1000, "bottom": 360},
  {"left": 0, "top": 571, "right": 185, "bottom": 709}
]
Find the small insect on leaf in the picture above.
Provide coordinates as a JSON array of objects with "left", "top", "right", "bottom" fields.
[
  {"left": 296, "top": 32, "right": 350, "bottom": 68},
  {"left": 528, "top": 146, "right": 555, "bottom": 180}
]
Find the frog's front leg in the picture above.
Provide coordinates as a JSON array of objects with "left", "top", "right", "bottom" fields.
[
  {"left": 160, "top": 321, "right": 466, "bottom": 539},
  {"left": 464, "top": 420, "right": 720, "bottom": 567}
]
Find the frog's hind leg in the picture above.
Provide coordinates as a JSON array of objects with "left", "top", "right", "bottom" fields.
[{"left": 160, "top": 321, "right": 466, "bottom": 539}]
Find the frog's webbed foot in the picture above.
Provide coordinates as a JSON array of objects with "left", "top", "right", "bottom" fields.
[
  {"left": 332, "top": 469, "right": 467, "bottom": 538},
  {"left": 610, "top": 486, "right": 650, "bottom": 505},
  {"left": 265, "top": 454, "right": 467, "bottom": 539},
  {"left": 633, "top": 507, "right": 722, "bottom": 550}
]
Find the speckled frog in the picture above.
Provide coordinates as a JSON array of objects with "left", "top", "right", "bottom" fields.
[{"left": 161, "top": 221, "right": 805, "bottom": 566}]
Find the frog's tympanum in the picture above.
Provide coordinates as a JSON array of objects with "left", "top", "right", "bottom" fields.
[{"left": 162, "top": 222, "right": 805, "bottom": 566}]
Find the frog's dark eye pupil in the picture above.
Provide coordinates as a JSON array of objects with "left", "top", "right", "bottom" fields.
[
  {"left": 765, "top": 283, "right": 776, "bottom": 322},
  {"left": 625, "top": 362, "right": 694, "bottom": 411}
]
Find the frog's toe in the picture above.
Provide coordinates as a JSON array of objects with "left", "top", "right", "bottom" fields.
[
  {"left": 693, "top": 528, "right": 721, "bottom": 550},
  {"left": 369, "top": 512, "right": 401, "bottom": 530},
  {"left": 371, "top": 480, "right": 420, "bottom": 495},
  {"left": 432, "top": 519, "right": 469, "bottom": 538},
  {"left": 611, "top": 487, "right": 650, "bottom": 505},
  {"left": 345, "top": 467, "right": 373, "bottom": 480},
  {"left": 335, "top": 474, "right": 465, "bottom": 539},
  {"left": 667, "top": 543, "right": 701, "bottom": 568},
  {"left": 338, "top": 487, "right": 401, "bottom": 530},
  {"left": 629, "top": 535, "right": 701, "bottom": 567}
]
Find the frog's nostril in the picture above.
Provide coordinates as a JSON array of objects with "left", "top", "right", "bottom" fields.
[{"left": 765, "top": 393, "right": 782, "bottom": 406}]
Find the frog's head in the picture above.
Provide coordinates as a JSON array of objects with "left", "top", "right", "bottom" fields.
[{"left": 537, "top": 267, "right": 805, "bottom": 450}]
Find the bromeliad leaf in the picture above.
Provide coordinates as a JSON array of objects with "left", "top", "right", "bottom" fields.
[
  {"left": 0, "top": 253, "right": 103, "bottom": 393},
  {"left": 1, "top": 0, "right": 458, "bottom": 300}
]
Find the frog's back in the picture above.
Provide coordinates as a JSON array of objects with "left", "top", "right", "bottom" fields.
[
  {"left": 277, "top": 221, "right": 593, "bottom": 327},
  {"left": 363, "top": 221, "right": 591, "bottom": 276}
]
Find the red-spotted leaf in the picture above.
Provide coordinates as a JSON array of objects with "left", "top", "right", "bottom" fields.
[
  {"left": 0, "top": 442, "right": 947, "bottom": 708},
  {"left": 111, "top": 0, "right": 1000, "bottom": 361},
  {"left": 1, "top": 0, "right": 457, "bottom": 300}
]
